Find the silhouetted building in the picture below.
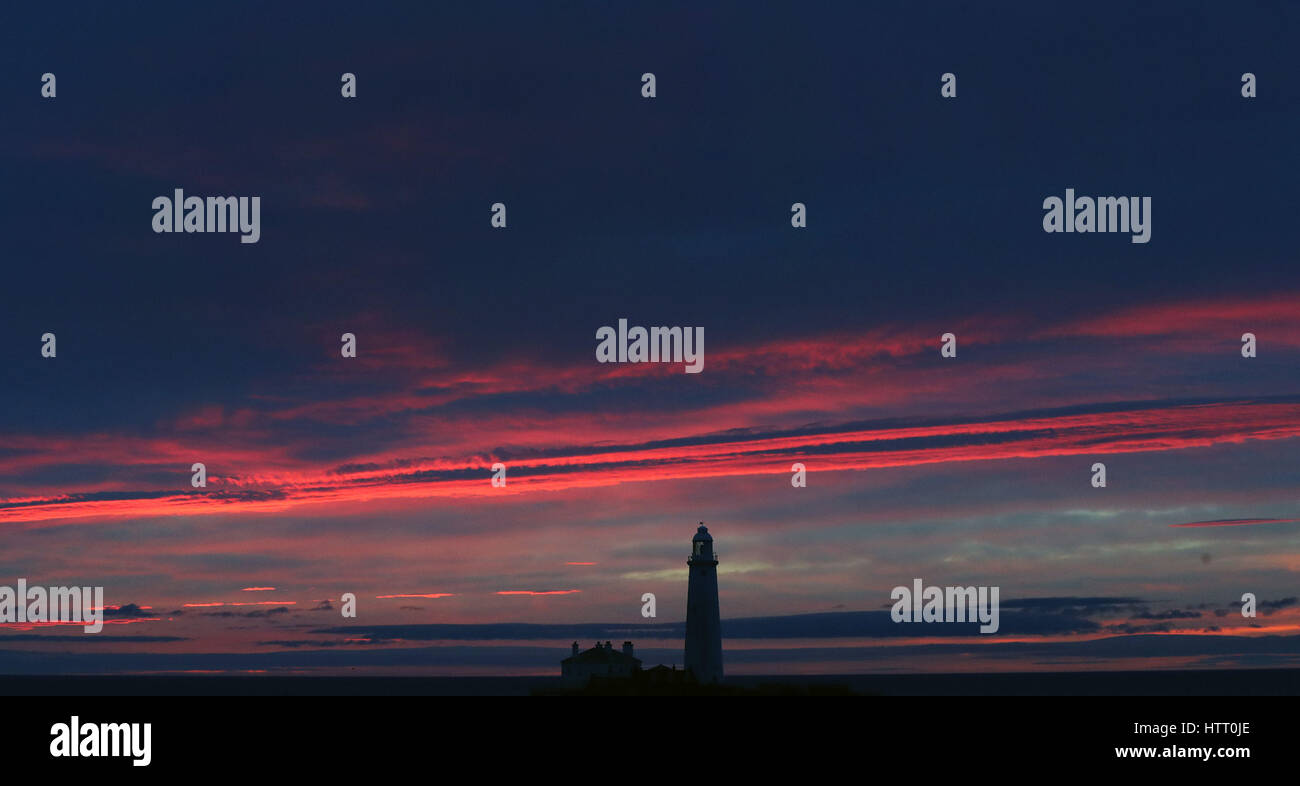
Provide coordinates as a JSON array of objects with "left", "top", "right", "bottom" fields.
[
  {"left": 684, "top": 523, "right": 723, "bottom": 683},
  {"left": 560, "top": 640, "right": 641, "bottom": 686}
]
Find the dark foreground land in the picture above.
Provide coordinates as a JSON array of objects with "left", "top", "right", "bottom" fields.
[{"left": 1, "top": 668, "right": 1297, "bottom": 696}]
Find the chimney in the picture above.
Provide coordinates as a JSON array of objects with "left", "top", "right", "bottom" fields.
[
  {"left": 622, "top": 641, "right": 634, "bottom": 657},
  {"left": 571, "top": 641, "right": 579, "bottom": 657}
]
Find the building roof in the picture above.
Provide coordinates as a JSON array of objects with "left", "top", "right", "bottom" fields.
[{"left": 562, "top": 646, "right": 641, "bottom": 666}]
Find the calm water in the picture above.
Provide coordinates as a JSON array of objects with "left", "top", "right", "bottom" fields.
[{"left": 2, "top": 669, "right": 1297, "bottom": 695}]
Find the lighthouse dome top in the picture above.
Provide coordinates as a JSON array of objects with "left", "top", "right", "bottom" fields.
[{"left": 693, "top": 523, "right": 712, "bottom": 542}]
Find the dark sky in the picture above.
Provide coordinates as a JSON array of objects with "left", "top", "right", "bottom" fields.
[{"left": 1, "top": 2, "right": 1299, "bottom": 676}]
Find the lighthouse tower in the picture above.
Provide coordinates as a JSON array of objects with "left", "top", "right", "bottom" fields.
[{"left": 684, "top": 522, "right": 723, "bottom": 683}]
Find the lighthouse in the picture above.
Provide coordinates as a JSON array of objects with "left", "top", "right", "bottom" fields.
[{"left": 684, "top": 522, "right": 723, "bottom": 683}]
